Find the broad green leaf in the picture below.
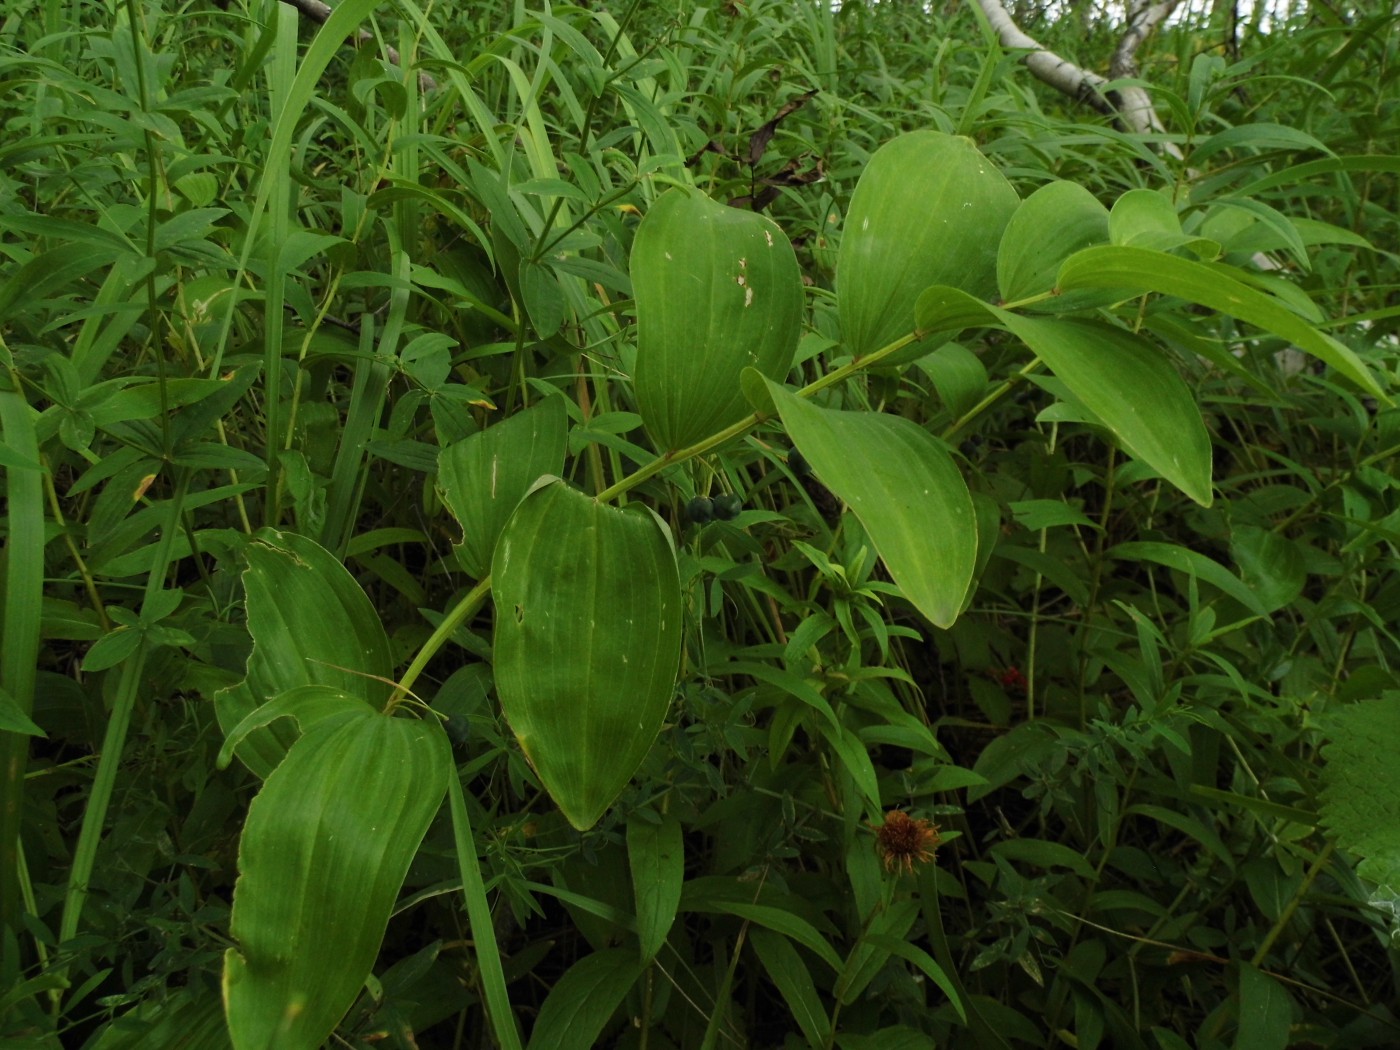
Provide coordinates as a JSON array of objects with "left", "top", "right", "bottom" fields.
[
  {"left": 628, "top": 811, "right": 684, "bottom": 963},
  {"left": 215, "top": 685, "right": 375, "bottom": 770},
  {"left": 766, "top": 381, "right": 977, "bottom": 628},
  {"left": 1001, "top": 315, "right": 1213, "bottom": 506},
  {"left": 1056, "top": 245, "right": 1388, "bottom": 402},
  {"left": 492, "top": 479, "right": 683, "bottom": 830},
  {"left": 750, "top": 928, "right": 829, "bottom": 1048},
  {"left": 224, "top": 711, "right": 449, "bottom": 1050},
  {"left": 838, "top": 131, "right": 1019, "bottom": 364},
  {"left": 996, "top": 181, "right": 1110, "bottom": 307},
  {"left": 632, "top": 188, "right": 802, "bottom": 450},
  {"left": 1319, "top": 697, "right": 1400, "bottom": 896},
  {"left": 917, "top": 287, "right": 1214, "bottom": 506},
  {"left": 917, "top": 343, "right": 987, "bottom": 418},
  {"left": 1108, "top": 189, "right": 1216, "bottom": 257},
  {"left": 524, "top": 949, "right": 644, "bottom": 1050},
  {"left": 87, "top": 988, "right": 231, "bottom": 1050},
  {"left": 1235, "top": 963, "right": 1292, "bottom": 1050},
  {"left": 214, "top": 530, "right": 395, "bottom": 779},
  {"left": 438, "top": 396, "right": 568, "bottom": 578}
]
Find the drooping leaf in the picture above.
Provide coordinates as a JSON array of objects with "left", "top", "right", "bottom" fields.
[
  {"left": 632, "top": 187, "right": 802, "bottom": 450},
  {"left": 224, "top": 711, "right": 449, "bottom": 1050},
  {"left": 1000, "top": 315, "right": 1213, "bottom": 507},
  {"left": 917, "top": 343, "right": 987, "bottom": 418},
  {"left": 750, "top": 928, "right": 829, "bottom": 1048},
  {"left": 438, "top": 396, "right": 568, "bottom": 578},
  {"left": 916, "top": 287, "right": 1214, "bottom": 506},
  {"left": 1056, "top": 245, "right": 1388, "bottom": 402},
  {"left": 838, "top": 130, "right": 1019, "bottom": 364},
  {"left": 492, "top": 479, "right": 683, "bottom": 830},
  {"left": 766, "top": 381, "right": 977, "bottom": 628},
  {"left": 214, "top": 529, "right": 395, "bottom": 779},
  {"left": 628, "top": 812, "right": 684, "bottom": 963}
]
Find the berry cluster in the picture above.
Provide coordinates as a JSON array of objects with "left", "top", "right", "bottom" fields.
[{"left": 685, "top": 494, "right": 744, "bottom": 523}]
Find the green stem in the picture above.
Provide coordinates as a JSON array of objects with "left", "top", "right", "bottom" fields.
[
  {"left": 396, "top": 324, "right": 975, "bottom": 706},
  {"left": 1251, "top": 841, "right": 1336, "bottom": 967}
]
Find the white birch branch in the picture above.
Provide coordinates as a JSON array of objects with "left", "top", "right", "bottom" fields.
[
  {"left": 974, "top": 0, "right": 1180, "bottom": 146},
  {"left": 277, "top": 0, "right": 437, "bottom": 92}
]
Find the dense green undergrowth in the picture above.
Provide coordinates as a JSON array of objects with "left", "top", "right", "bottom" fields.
[{"left": 2, "top": 0, "right": 1399, "bottom": 1047}]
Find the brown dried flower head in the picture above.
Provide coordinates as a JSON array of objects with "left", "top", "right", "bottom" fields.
[{"left": 873, "top": 810, "right": 940, "bottom": 875}]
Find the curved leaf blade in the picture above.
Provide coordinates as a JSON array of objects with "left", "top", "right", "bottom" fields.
[
  {"left": 997, "top": 180, "right": 1110, "bottom": 307},
  {"left": 916, "top": 288, "right": 1214, "bottom": 507},
  {"left": 750, "top": 928, "right": 829, "bottom": 1048},
  {"left": 524, "top": 949, "right": 644, "bottom": 1050},
  {"left": 438, "top": 396, "right": 568, "bottom": 578},
  {"left": 766, "top": 381, "right": 977, "bottom": 628},
  {"left": 1056, "top": 245, "right": 1388, "bottom": 402},
  {"left": 224, "top": 713, "right": 449, "bottom": 1050},
  {"left": 999, "top": 314, "right": 1214, "bottom": 507},
  {"left": 214, "top": 529, "right": 395, "bottom": 778}
]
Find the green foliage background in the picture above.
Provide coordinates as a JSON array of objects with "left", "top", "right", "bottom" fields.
[{"left": 1, "top": 0, "right": 1399, "bottom": 1047}]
